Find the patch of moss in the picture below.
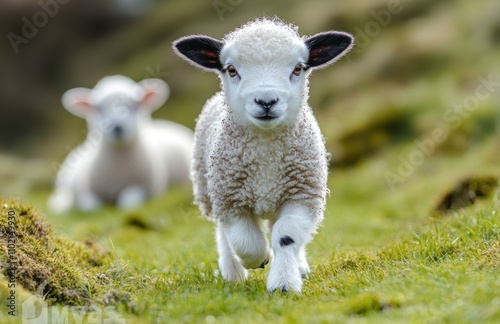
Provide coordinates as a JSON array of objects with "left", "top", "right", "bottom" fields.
[
  {"left": 329, "top": 108, "right": 415, "bottom": 167},
  {"left": 434, "top": 176, "right": 499, "bottom": 215},
  {"left": 123, "top": 213, "right": 161, "bottom": 231},
  {"left": 0, "top": 198, "right": 131, "bottom": 308},
  {"left": 344, "top": 293, "right": 400, "bottom": 315}
]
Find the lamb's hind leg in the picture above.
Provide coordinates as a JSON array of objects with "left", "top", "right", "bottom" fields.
[
  {"left": 217, "top": 216, "right": 269, "bottom": 282},
  {"left": 267, "top": 203, "right": 316, "bottom": 293}
]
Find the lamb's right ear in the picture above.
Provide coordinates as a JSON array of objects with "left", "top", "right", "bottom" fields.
[
  {"left": 61, "top": 88, "right": 93, "bottom": 118},
  {"left": 172, "top": 35, "right": 224, "bottom": 71},
  {"left": 138, "top": 79, "right": 170, "bottom": 112}
]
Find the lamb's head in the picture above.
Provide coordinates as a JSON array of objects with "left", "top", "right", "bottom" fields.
[
  {"left": 62, "top": 75, "right": 169, "bottom": 145},
  {"left": 173, "top": 18, "right": 353, "bottom": 130}
]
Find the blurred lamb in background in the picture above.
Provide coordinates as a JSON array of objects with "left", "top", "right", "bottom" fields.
[{"left": 48, "top": 75, "right": 193, "bottom": 213}]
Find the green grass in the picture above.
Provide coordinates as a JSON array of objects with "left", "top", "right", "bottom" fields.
[{"left": 1, "top": 139, "right": 499, "bottom": 323}]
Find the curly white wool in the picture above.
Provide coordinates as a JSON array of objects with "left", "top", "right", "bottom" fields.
[
  {"left": 194, "top": 92, "right": 328, "bottom": 223},
  {"left": 222, "top": 19, "right": 303, "bottom": 63}
]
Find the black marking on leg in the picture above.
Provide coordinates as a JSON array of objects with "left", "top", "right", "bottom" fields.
[{"left": 279, "top": 235, "right": 295, "bottom": 247}]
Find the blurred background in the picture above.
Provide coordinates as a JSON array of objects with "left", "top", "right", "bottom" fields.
[{"left": 1, "top": 0, "right": 499, "bottom": 201}]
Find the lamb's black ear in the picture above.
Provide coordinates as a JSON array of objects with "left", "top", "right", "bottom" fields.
[
  {"left": 305, "top": 31, "right": 354, "bottom": 69},
  {"left": 173, "top": 35, "right": 224, "bottom": 71}
]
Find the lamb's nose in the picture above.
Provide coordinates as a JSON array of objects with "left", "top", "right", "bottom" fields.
[
  {"left": 255, "top": 98, "right": 278, "bottom": 110},
  {"left": 113, "top": 125, "right": 123, "bottom": 138}
]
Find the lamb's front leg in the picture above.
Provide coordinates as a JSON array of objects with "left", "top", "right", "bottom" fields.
[
  {"left": 217, "top": 216, "right": 270, "bottom": 282},
  {"left": 267, "top": 203, "right": 317, "bottom": 293},
  {"left": 76, "top": 191, "right": 103, "bottom": 212},
  {"left": 117, "top": 186, "right": 147, "bottom": 210},
  {"left": 216, "top": 224, "right": 247, "bottom": 281}
]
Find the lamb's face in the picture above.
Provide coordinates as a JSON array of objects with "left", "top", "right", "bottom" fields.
[
  {"left": 173, "top": 18, "right": 354, "bottom": 130},
  {"left": 88, "top": 92, "right": 141, "bottom": 144},
  {"left": 219, "top": 41, "right": 310, "bottom": 129},
  {"left": 62, "top": 76, "right": 169, "bottom": 146}
]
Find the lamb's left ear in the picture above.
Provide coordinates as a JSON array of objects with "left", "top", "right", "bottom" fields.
[
  {"left": 172, "top": 35, "right": 224, "bottom": 71},
  {"left": 305, "top": 31, "right": 354, "bottom": 69},
  {"left": 138, "top": 79, "right": 170, "bottom": 112}
]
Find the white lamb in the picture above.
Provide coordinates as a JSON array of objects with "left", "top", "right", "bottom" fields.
[
  {"left": 48, "top": 75, "right": 193, "bottom": 213},
  {"left": 173, "top": 18, "right": 353, "bottom": 292}
]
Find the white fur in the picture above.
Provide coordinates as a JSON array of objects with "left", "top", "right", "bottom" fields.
[
  {"left": 219, "top": 21, "right": 309, "bottom": 130},
  {"left": 48, "top": 75, "right": 193, "bottom": 213},
  {"left": 173, "top": 18, "right": 353, "bottom": 292},
  {"left": 267, "top": 203, "right": 315, "bottom": 292}
]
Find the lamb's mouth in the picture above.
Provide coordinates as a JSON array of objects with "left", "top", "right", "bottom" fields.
[
  {"left": 252, "top": 111, "right": 281, "bottom": 121},
  {"left": 255, "top": 115, "right": 278, "bottom": 121}
]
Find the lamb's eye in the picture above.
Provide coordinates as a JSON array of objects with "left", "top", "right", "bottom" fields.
[
  {"left": 292, "top": 64, "right": 302, "bottom": 76},
  {"left": 226, "top": 65, "right": 238, "bottom": 77}
]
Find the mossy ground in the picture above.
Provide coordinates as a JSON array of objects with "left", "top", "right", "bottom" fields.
[
  {"left": 0, "top": 199, "right": 137, "bottom": 322},
  {"left": 1, "top": 140, "right": 499, "bottom": 323}
]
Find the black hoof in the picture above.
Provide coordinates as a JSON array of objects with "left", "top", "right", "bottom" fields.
[{"left": 270, "top": 286, "right": 289, "bottom": 293}]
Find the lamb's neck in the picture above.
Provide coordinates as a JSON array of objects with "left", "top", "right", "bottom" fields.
[
  {"left": 96, "top": 132, "right": 146, "bottom": 158},
  {"left": 226, "top": 109, "right": 305, "bottom": 142}
]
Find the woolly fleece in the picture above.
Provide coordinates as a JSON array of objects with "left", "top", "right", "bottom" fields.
[
  {"left": 192, "top": 92, "right": 329, "bottom": 224},
  {"left": 221, "top": 18, "right": 307, "bottom": 64}
]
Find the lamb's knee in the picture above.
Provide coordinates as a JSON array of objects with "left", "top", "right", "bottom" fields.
[
  {"left": 216, "top": 225, "right": 248, "bottom": 281},
  {"left": 222, "top": 217, "right": 269, "bottom": 269},
  {"left": 117, "top": 186, "right": 147, "bottom": 210},
  {"left": 272, "top": 203, "right": 316, "bottom": 250},
  {"left": 47, "top": 189, "right": 74, "bottom": 214},
  {"left": 230, "top": 234, "right": 269, "bottom": 269},
  {"left": 77, "top": 193, "right": 102, "bottom": 212},
  {"left": 267, "top": 203, "right": 316, "bottom": 293}
]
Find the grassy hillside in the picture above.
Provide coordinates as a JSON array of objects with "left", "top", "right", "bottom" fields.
[
  {"left": 1, "top": 0, "right": 500, "bottom": 322},
  {"left": 1, "top": 157, "right": 499, "bottom": 323}
]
